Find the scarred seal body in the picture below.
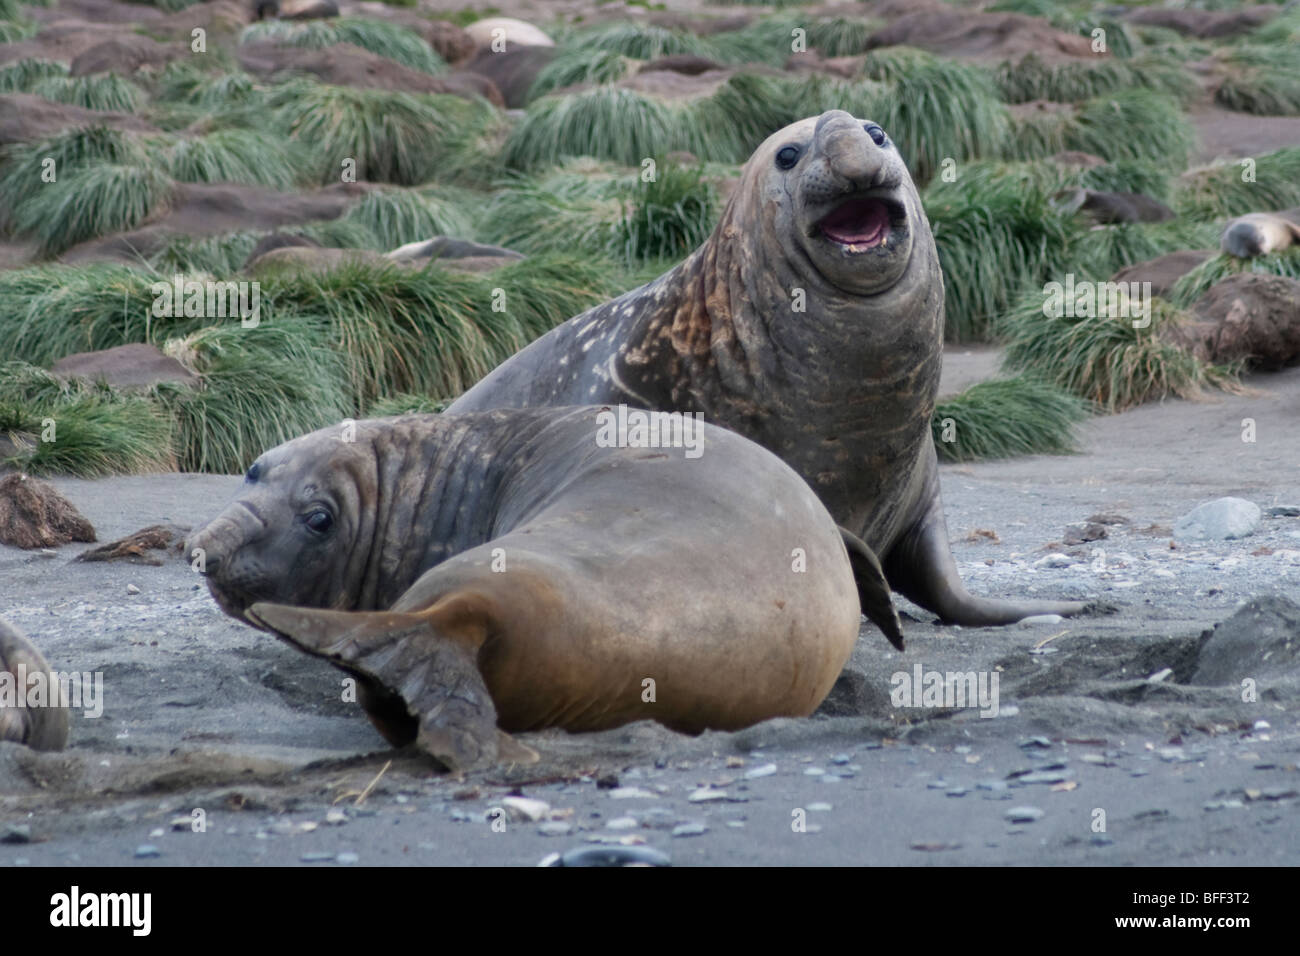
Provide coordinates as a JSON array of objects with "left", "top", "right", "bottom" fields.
[
  {"left": 187, "top": 407, "right": 899, "bottom": 770},
  {"left": 449, "top": 111, "right": 1083, "bottom": 626}
]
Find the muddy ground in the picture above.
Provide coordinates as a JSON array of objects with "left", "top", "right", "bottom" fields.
[{"left": 1, "top": 353, "right": 1296, "bottom": 867}]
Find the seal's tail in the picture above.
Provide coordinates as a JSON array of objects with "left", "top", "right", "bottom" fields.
[
  {"left": 245, "top": 601, "right": 537, "bottom": 772},
  {"left": 838, "top": 528, "right": 905, "bottom": 650},
  {"left": 0, "top": 617, "right": 70, "bottom": 751}
]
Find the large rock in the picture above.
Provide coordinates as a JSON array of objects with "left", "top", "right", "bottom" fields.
[
  {"left": 1169, "top": 274, "right": 1300, "bottom": 371},
  {"left": 1124, "top": 6, "right": 1277, "bottom": 39},
  {"left": 1173, "top": 497, "right": 1261, "bottom": 542},
  {"left": 1191, "top": 595, "right": 1300, "bottom": 685},
  {"left": 866, "top": 9, "right": 1097, "bottom": 63},
  {"left": 51, "top": 343, "right": 199, "bottom": 391},
  {"left": 68, "top": 35, "right": 182, "bottom": 76}
]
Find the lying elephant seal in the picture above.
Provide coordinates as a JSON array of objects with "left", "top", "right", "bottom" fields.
[
  {"left": 1220, "top": 210, "right": 1300, "bottom": 258},
  {"left": 0, "top": 618, "right": 69, "bottom": 751},
  {"left": 187, "top": 407, "right": 900, "bottom": 770},
  {"left": 449, "top": 110, "right": 1084, "bottom": 627}
]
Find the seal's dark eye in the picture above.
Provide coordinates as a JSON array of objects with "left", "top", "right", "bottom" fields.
[
  {"left": 775, "top": 145, "right": 801, "bottom": 170},
  {"left": 305, "top": 510, "right": 333, "bottom": 535},
  {"left": 245, "top": 462, "right": 260, "bottom": 483},
  {"left": 864, "top": 124, "right": 887, "bottom": 147}
]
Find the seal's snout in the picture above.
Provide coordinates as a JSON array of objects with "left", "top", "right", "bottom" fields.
[{"left": 814, "top": 110, "right": 886, "bottom": 190}]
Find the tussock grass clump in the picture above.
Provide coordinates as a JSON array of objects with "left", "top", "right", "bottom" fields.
[
  {"left": 996, "top": 52, "right": 1194, "bottom": 105},
  {"left": 502, "top": 87, "right": 676, "bottom": 170},
  {"left": 1007, "top": 105, "right": 1070, "bottom": 159},
  {"left": 0, "top": 20, "right": 37, "bottom": 43},
  {"left": 163, "top": 129, "right": 302, "bottom": 189},
  {"left": 1174, "top": 148, "right": 1300, "bottom": 220},
  {"left": 564, "top": 23, "right": 716, "bottom": 60},
  {"left": 1214, "top": 46, "right": 1300, "bottom": 117},
  {"left": 240, "top": 17, "right": 447, "bottom": 75},
  {"left": 924, "top": 176, "right": 1075, "bottom": 341},
  {"left": 0, "top": 127, "right": 148, "bottom": 232},
  {"left": 481, "top": 161, "right": 716, "bottom": 266},
  {"left": 615, "top": 163, "right": 717, "bottom": 263},
  {"left": 0, "top": 264, "right": 176, "bottom": 367},
  {"left": 803, "top": 17, "right": 878, "bottom": 58},
  {"left": 9, "top": 162, "right": 175, "bottom": 257},
  {"left": 31, "top": 72, "right": 143, "bottom": 112},
  {"left": 148, "top": 231, "right": 265, "bottom": 276},
  {"left": 154, "top": 321, "right": 352, "bottom": 475},
  {"left": 932, "top": 376, "right": 1089, "bottom": 463},
  {"left": 1169, "top": 248, "right": 1300, "bottom": 307},
  {"left": 260, "top": 254, "right": 620, "bottom": 404},
  {"left": 528, "top": 49, "right": 634, "bottom": 101},
  {"left": 0, "top": 362, "right": 177, "bottom": 476},
  {"left": 0, "top": 57, "right": 68, "bottom": 91},
  {"left": 340, "top": 186, "right": 476, "bottom": 250},
  {"left": 999, "top": 290, "right": 1241, "bottom": 412},
  {"left": 154, "top": 62, "right": 264, "bottom": 114},
  {"left": 269, "top": 80, "right": 489, "bottom": 185},
  {"left": 1064, "top": 90, "right": 1192, "bottom": 169},
  {"left": 1077, "top": 159, "right": 1173, "bottom": 204},
  {"left": 862, "top": 49, "right": 1010, "bottom": 184}
]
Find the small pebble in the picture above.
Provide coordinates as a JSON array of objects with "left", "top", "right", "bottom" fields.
[
  {"left": 134, "top": 844, "right": 161, "bottom": 859},
  {"left": 126, "top": 584, "right": 140, "bottom": 595},
  {"left": 671, "top": 823, "right": 708, "bottom": 838},
  {"left": 336, "top": 852, "right": 359, "bottom": 864},
  {"left": 1, "top": 824, "right": 32, "bottom": 844},
  {"left": 1003, "top": 806, "right": 1044, "bottom": 824},
  {"left": 744, "top": 763, "right": 777, "bottom": 779},
  {"left": 300, "top": 852, "right": 335, "bottom": 863}
]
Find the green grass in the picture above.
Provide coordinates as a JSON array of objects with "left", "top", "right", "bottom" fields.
[
  {"left": 527, "top": 49, "right": 635, "bottom": 101},
  {"left": 0, "top": 362, "right": 177, "bottom": 476},
  {"left": 162, "top": 129, "right": 303, "bottom": 189},
  {"left": 502, "top": 86, "right": 677, "bottom": 170},
  {"left": 152, "top": 321, "right": 352, "bottom": 474},
  {"left": 147, "top": 231, "right": 265, "bottom": 275},
  {"left": 1073, "top": 220, "right": 1219, "bottom": 278},
  {"left": 1174, "top": 147, "right": 1300, "bottom": 220},
  {"left": 269, "top": 79, "right": 490, "bottom": 185},
  {"left": 30, "top": 73, "right": 143, "bottom": 112},
  {"left": 340, "top": 186, "right": 477, "bottom": 250},
  {"left": 861, "top": 49, "right": 1011, "bottom": 184},
  {"left": 1169, "top": 248, "right": 1300, "bottom": 307},
  {"left": 1064, "top": 90, "right": 1193, "bottom": 169},
  {"left": 367, "top": 394, "right": 451, "bottom": 416},
  {"left": 999, "top": 290, "right": 1241, "bottom": 411},
  {"left": 239, "top": 17, "right": 447, "bottom": 75},
  {"left": 0, "top": 58, "right": 69, "bottom": 91},
  {"left": 1214, "top": 46, "right": 1300, "bottom": 116},
  {"left": 996, "top": 52, "right": 1194, "bottom": 105},
  {"left": 480, "top": 161, "right": 716, "bottom": 266},
  {"left": 924, "top": 175, "right": 1075, "bottom": 341},
  {"left": 9, "top": 162, "right": 175, "bottom": 257},
  {"left": 563, "top": 22, "right": 717, "bottom": 60},
  {"left": 932, "top": 376, "right": 1090, "bottom": 463}
]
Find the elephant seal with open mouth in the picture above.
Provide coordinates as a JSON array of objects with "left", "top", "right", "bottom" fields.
[
  {"left": 449, "top": 110, "right": 1084, "bottom": 626},
  {"left": 186, "top": 407, "right": 900, "bottom": 770}
]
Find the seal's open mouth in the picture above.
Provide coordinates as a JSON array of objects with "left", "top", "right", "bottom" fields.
[{"left": 817, "top": 197, "right": 892, "bottom": 249}]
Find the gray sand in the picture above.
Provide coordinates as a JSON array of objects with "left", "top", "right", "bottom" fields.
[{"left": 1, "top": 360, "right": 1298, "bottom": 867}]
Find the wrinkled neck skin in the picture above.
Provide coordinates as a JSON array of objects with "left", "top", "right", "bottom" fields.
[{"left": 622, "top": 184, "right": 945, "bottom": 549}]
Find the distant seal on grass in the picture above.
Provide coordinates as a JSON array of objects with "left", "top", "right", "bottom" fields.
[
  {"left": 0, "top": 618, "right": 69, "bottom": 751},
  {"left": 1220, "top": 210, "right": 1300, "bottom": 258},
  {"left": 449, "top": 110, "right": 1085, "bottom": 627},
  {"left": 187, "top": 407, "right": 900, "bottom": 770}
]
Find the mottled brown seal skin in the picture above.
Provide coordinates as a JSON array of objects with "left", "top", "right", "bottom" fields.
[
  {"left": 188, "top": 408, "right": 898, "bottom": 770},
  {"left": 0, "top": 618, "right": 69, "bottom": 751},
  {"left": 449, "top": 110, "right": 1084, "bottom": 627}
]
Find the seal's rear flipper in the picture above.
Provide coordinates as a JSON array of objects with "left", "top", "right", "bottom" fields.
[
  {"left": 0, "top": 618, "right": 70, "bottom": 752},
  {"left": 839, "top": 528, "right": 905, "bottom": 650},
  {"left": 246, "top": 602, "right": 502, "bottom": 772},
  {"left": 884, "top": 506, "right": 1086, "bottom": 627}
]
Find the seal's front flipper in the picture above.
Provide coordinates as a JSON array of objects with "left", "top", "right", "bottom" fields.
[
  {"left": 884, "top": 506, "right": 1086, "bottom": 627},
  {"left": 839, "top": 528, "right": 905, "bottom": 650},
  {"left": 246, "top": 602, "right": 501, "bottom": 772},
  {"left": 0, "top": 618, "right": 70, "bottom": 752}
]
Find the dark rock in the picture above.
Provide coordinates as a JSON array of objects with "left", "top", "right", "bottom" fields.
[
  {"left": 51, "top": 343, "right": 199, "bottom": 391},
  {"left": 1192, "top": 595, "right": 1300, "bottom": 686}
]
